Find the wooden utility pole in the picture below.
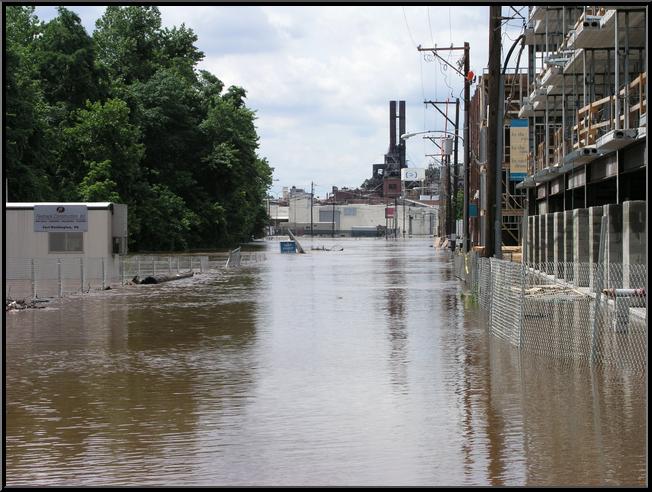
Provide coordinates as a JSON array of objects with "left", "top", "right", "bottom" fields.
[
  {"left": 484, "top": 5, "right": 501, "bottom": 257},
  {"left": 310, "top": 181, "right": 314, "bottom": 237},
  {"left": 423, "top": 99, "right": 458, "bottom": 240},
  {"left": 419, "top": 45, "right": 471, "bottom": 249},
  {"left": 453, "top": 98, "right": 459, "bottom": 242},
  {"left": 463, "top": 42, "right": 470, "bottom": 253}
]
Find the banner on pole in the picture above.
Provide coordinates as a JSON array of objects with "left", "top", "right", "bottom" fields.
[{"left": 509, "top": 119, "right": 529, "bottom": 181}]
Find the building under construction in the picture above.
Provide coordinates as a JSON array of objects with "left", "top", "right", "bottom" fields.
[
  {"left": 469, "top": 6, "right": 646, "bottom": 271},
  {"left": 469, "top": 70, "right": 529, "bottom": 247}
]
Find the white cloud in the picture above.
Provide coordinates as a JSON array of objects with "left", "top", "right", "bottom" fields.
[{"left": 31, "top": 5, "right": 526, "bottom": 191}]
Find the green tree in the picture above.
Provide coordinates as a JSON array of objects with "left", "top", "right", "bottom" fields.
[
  {"left": 454, "top": 189, "right": 464, "bottom": 220},
  {"left": 4, "top": 6, "right": 54, "bottom": 201},
  {"left": 5, "top": 5, "right": 273, "bottom": 251},
  {"left": 62, "top": 98, "right": 144, "bottom": 203},
  {"left": 35, "top": 7, "right": 101, "bottom": 108},
  {"left": 199, "top": 87, "right": 272, "bottom": 245},
  {"left": 135, "top": 184, "right": 201, "bottom": 251},
  {"left": 93, "top": 6, "right": 163, "bottom": 85}
]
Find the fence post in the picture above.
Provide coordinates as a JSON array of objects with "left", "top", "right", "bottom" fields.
[
  {"left": 169, "top": 257, "right": 172, "bottom": 274},
  {"left": 153, "top": 257, "right": 156, "bottom": 276},
  {"left": 31, "top": 259, "right": 36, "bottom": 299},
  {"left": 590, "top": 215, "right": 607, "bottom": 363},
  {"left": 138, "top": 259, "right": 141, "bottom": 277},
  {"left": 102, "top": 258, "right": 106, "bottom": 290},
  {"left": 176, "top": 256, "right": 179, "bottom": 274},
  {"left": 519, "top": 223, "right": 528, "bottom": 350},
  {"left": 57, "top": 259, "right": 62, "bottom": 298},
  {"left": 80, "top": 257, "right": 84, "bottom": 293},
  {"left": 200, "top": 256, "right": 204, "bottom": 273}
]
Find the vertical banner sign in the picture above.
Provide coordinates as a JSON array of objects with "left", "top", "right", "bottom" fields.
[
  {"left": 34, "top": 205, "right": 88, "bottom": 232},
  {"left": 509, "top": 119, "right": 529, "bottom": 181}
]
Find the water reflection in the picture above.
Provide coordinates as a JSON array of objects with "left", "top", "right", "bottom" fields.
[
  {"left": 5, "top": 239, "right": 647, "bottom": 486},
  {"left": 6, "top": 271, "right": 261, "bottom": 485},
  {"left": 383, "top": 252, "right": 409, "bottom": 392}
]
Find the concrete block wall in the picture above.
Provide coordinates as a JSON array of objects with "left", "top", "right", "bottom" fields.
[
  {"left": 588, "top": 206, "right": 604, "bottom": 290},
  {"left": 526, "top": 201, "right": 646, "bottom": 288},
  {"left": 564, "top": 211, "right": 574, "bottom": 283},
  {"left": 573, "top": 208, "right": 590, "bottom": 287},
  {"left": 603, "top": 204, "right": 623, "bottom": 289},
  {"left": 622, "top": 201, "right": 646, "bottom": 288},
  {"left": 537, "top": 214, "right": 545, "bottom": 268},
  {"left": 527, "top": 216, "right": 535, "bottom": 264},
  {"left": 553, "top": 212, "right": 565, "bottom": 278},
  {"left": 534, "top": 215, "right": 540, "bottom": 266},
  {"left": 545, "top": 214, "right": 555, "bottom": 274}
]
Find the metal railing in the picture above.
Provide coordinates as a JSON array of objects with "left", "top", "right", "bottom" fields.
[{"left": 6, "top": 251, "right": 268, "bottom": 302}]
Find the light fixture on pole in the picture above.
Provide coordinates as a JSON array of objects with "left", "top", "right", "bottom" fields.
[{"left": 402, "top": 131, "right": 462, "bottom": 241}]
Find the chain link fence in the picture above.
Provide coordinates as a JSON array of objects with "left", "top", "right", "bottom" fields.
[
  {"left": 6, "top": 251, "right": 268, "bottom": 302},
  {"left": 454, "top": 251, "right": 647, "bottom": 371},
  {"left": 6, "top": 257, "right": 120, "bottom": 300}
]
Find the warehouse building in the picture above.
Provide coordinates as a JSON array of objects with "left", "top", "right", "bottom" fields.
[{"left": 5, "top": 202, "right": 128, "bottom": 298}]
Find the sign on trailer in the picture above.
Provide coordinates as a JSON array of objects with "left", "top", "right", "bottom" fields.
[{"left": 34, "top": 205, "right": 88, "bottom": 232}]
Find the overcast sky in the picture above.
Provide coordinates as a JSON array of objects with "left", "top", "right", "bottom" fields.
[{"left": 33, "top": 5, "right": 526, "bottom": 198}]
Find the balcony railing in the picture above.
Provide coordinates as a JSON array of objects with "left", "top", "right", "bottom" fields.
[{"left": 574, "top": 72, "right": 647, "bottom": 149}]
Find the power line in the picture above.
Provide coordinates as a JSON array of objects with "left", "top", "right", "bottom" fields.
[
  {"left": 401, "top": 6, "right": 418, "bottom": 48},
  {"left": 427, "top": 7, "right": 435, "bottom": 46}
]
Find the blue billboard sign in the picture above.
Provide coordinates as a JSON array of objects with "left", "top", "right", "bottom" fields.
[{"left": 280, "top": 241, "right": 297, "bottom": 253}]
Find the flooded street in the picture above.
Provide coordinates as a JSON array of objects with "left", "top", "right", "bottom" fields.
[{"left": 5, "top": 238, "right": 647, "bottom": 486}]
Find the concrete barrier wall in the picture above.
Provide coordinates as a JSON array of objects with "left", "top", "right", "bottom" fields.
[
  {"left": 527, "top": 216, "right": 535, "bottom": 264},
  {"left": 573, "top": 208, "right": 590, "bottom": 286},
  {"left": 623, "top": 201, "right": 646, "bottom": 288},
  {"left": 603, "top": 204, "right": 623, "bottom": 288},
  {"left": 545, "top": 214, "right": 555, "bottom": 274},
  {"left": 553, "top": 212, "right": 564, "bottom": 278},
  {"left": 588, "top": 206, "right": 604, "bottom": 290},
  {"left": 564, "top": 211, "right": 574, "bottom": 282},
  {"left": 524, "top": 202, "right": 645, "bottom": 287}
]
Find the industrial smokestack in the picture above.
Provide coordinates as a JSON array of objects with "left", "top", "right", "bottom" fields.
[{"left": 389, "top": 100, "right": 397, "bottom": 151}]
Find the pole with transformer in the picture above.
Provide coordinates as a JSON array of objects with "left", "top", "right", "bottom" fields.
[{"left": 418, "top": 44, "right": 471, "bottom": 251}]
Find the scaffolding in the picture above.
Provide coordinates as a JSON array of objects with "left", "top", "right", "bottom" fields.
[{"left": 518, "top": 6, "right": 647, "bottom": 216}]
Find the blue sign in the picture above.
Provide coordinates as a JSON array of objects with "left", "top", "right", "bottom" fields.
[
  {"left": 280, "top": 241, "right": 296, "bottom": 253},
  {"left": 469, "top": 204, "right": 478, "bottom": 217},
  {"left": 510, "top": 172, "right": 527, "bottom": 182},
  {"left": 510, "top": 118, "right": 528, "bottom": 127}
]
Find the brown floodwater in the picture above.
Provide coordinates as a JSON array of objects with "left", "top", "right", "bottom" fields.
[{"left": 4, "top": 238, "right": 647, "bottom": 486}]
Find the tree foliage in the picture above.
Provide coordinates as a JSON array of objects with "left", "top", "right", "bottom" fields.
[{"left": 5, "top": 5, "right": 273, "bottom": 251}]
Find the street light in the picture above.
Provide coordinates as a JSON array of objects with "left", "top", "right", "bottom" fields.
[
  {"left": 400, "top": 130, "right": 463, "bottom": 142},
  {"left": 402, "top": 131, "right": 464, "bottom": 243}
]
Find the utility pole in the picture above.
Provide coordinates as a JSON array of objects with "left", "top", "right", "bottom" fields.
[
  {"left": 423, "top": 99, "right": 458, "bottom": 240},
  {"left": 453, "top": 98, "right": 460, "bottom": 244},
  {"left": 331, "top": 195, "right": 335, "bottom": 238},
  {"left": 485, "top": 5, "right": 501, "bottom": 258},
  {"left": 463, "top": 42, "right": 470, "bottom": 253},
  {"left": 419, "top": 44, "right": 471, "bottom": 250},
  {"left": 310, "top": 181, "right": 314, "bottom": 237}
]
